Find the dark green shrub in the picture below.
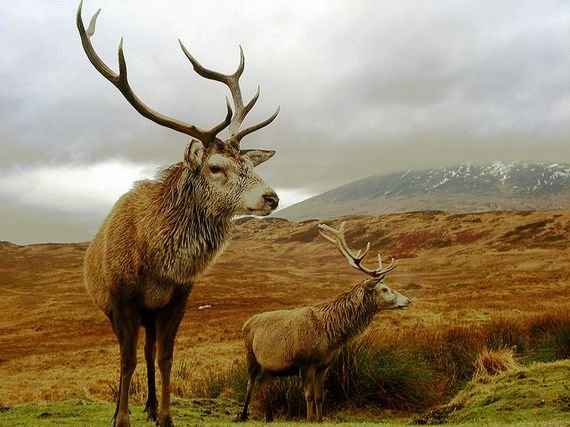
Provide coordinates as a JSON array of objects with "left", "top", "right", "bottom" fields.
[
  {"left": 528, "top": 311, "right": 570, "bottom": 361},
  {"left": 326, "top": 333, "right": 435, "bottom": 410}
]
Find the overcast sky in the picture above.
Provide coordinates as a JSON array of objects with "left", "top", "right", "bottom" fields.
[{"left": 1, "top": 0, "right": 569, "bottom": 244}]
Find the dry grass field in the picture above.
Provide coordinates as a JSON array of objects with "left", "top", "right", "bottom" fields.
[{"left": 0, "top": 210, "right": 569, "bottom": 416}]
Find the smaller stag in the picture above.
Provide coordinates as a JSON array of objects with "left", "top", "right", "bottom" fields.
[{"left": 239, "top": 222, "right": 410, "bottom": 423}]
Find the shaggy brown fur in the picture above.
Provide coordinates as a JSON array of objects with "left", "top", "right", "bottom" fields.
[
  {"left": 77, "top": 3, "right": 280, "bottom": 424},
  {"left": 240, "top": 277, "right": 410, "bottom": 423},
  {"left": 84, "top": 138, "right": 278, "bottom": 427}
]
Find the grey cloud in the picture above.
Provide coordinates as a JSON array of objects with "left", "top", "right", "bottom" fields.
[{"left": 1, "top": 1, "right": 570, "bottom": 242}]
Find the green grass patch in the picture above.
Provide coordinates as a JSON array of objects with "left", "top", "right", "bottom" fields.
[
  {"left": 0, "top": 398, "right": 240, "bottom": 427},
  {"left": 414, "top": 359, "right": 570, "bottom": 425},
  {"left": 0, "top": 400, "right": 127, "bottom": 427},
  {"left": 0, "top": 399, "right": 411, "bottom": 426}
]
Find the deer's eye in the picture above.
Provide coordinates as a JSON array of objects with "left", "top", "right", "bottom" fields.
[
  {"left": 209, "top": 165, "right": 223, "bottom": 174},
  {"left": 381, "top": 288, "right": 388, "bottom": 293}
]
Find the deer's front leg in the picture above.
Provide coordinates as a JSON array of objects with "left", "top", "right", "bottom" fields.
[
  {"left": 143, "top": 315, "right": 158, "bottom": 422},
  {"left": 301, "top": 366, "right": 316, "bottom": 422}
]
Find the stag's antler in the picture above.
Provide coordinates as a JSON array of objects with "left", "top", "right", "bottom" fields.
[
  {"left": 76, "top": 1, "right": 278, "bottom": 146},
  {"left": 178, "top": 42, "right": 280, "bottom": 144},
  {"left": 76, "top": 1, "right": 231, "bottom": 145},
  {"left": 318, "top": 222, "right": 397, "bottom": 278}
]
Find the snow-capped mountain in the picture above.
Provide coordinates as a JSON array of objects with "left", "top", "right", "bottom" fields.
[{"left": 277, "top": 162, "right": 570, "bottom": 221}]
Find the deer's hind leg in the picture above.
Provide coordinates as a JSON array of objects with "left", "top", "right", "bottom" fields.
[
  {"left": 142, "top": 312, "right": 158, "bottom": 421},
  {"left": 258, "top": 371, "right": 275, "bottom": 422},
  {"left": 155, "top": 288, "right": 190, "bottom": 427},
  {"left": 110, "top": 298, "right": 141, "bottom": 427},
  {"left": 239, "top": 349, "right": 260, "bottom": 421}
]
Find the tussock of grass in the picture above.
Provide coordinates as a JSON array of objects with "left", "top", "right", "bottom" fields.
[
  {"left": 326, "top": 332, "right": 435, "bottom": 410},
  {"left": 528, "top": 311, "right": 570, "bottom": 361},
  {"left": 108, "top": 371, "right": 146, "bottom": 405},
  {"left": 172, "top": 359, "right": 249, "bottom": 402},
  {"left": 416, "top": 324, "right": 485, "bottom": 386},
  {"left": 472, "top": 347, "right": 521, "bottom": 382},
  {"left": 485, "top": 317, "right": 529, "bottom": 352},
  {"left": 238, "top": 332, "right": 436, "bottom": 419}
]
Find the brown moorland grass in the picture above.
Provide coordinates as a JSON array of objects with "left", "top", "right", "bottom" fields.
[
  {"left": 188, "top": 311, "right": 569, "bottom": 420},
  {"left": 0, "top": 210, "right": 569, "bottom": 412}
]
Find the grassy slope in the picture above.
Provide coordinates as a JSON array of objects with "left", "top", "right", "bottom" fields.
[
  {"left": 414, "top": 360, "right": 570, "bottom": 426},
  {"left": 446, "top": 360, "right": 570, "bottom": 425},
  {"left": 2, "top": 361, "right": 569, "bottom": 426}
]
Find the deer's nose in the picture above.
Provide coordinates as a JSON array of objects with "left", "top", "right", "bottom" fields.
[{"left": 263, "top": 192, "right": 279, "bottom": 210}]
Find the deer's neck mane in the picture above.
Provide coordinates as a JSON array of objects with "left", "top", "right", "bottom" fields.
[
  {"left": 316, "top": 284, "right": 377, "bottom": 348},
  {"left": 151, "top": 163, "right": 233, "bottom": 283}
]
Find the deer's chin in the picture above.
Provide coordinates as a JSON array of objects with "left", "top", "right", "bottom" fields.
[
  {"left": 234, "top": 206, "right": 273, "bottom": 217},
  {"left": 245, "top": 207, "right": 273, "bottom": 216},
  {"left": 383, "top": 304, "right": 408, "bottom": 310}
]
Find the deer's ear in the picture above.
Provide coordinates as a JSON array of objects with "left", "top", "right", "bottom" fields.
[
  {"left": 241, "top": 149, "right": 275, "bottom": 167},
  {"left": 184, "top": 139, "right": 204, "bottom": 171}
]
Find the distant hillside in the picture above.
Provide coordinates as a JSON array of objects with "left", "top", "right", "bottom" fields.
[{"left": 277, "top": 162, "right": 570, "bottom": 221}]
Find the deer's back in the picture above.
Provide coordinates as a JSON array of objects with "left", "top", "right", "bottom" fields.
[{"left": 243, "top": 307, "right": 338, "bottom": 373}]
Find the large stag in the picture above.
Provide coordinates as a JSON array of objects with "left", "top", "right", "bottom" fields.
[{"left": 76, "top": 2, "right": 280, "bottom": 426}]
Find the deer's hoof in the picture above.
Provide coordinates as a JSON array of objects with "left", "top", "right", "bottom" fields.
[
  {"left": 144, "top": 401, "right": 158, "bottom": 422},
  {"left": 113, "top": 415, "right": 131, "bottom": 427},
  {"left": 156, "top": 414, "right": 174, "bottom": 427}
]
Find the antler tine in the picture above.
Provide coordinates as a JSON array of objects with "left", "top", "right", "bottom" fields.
[
  {"left": 318, "top": 223, "right": 357, "bottom": 268},
  {"left": 77, "top": 1, "right": 231, "bottom": 145},
  {"left": 234, "top": 106, "right": 280, "bottom": 143},
  {"left": 357, "top": 242, "right": 371, "bottom": 261},
  {"left": 318, "top": 222, "right": 397, "bottom": 278},
  {"left": 178, "top": 41, "right": 279, "bottom": 143},
  {"left": 318, "top": 222, "right": 355, "bottom": 255},
  {"left": 318, "top": 222, "right": 367, "bottom": 260},
  {"left": 377, "top": 256, "right": 397, "bottom": 276},
  {"left": 318, "top": 231, "right": 360, "bottom": 271}
]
